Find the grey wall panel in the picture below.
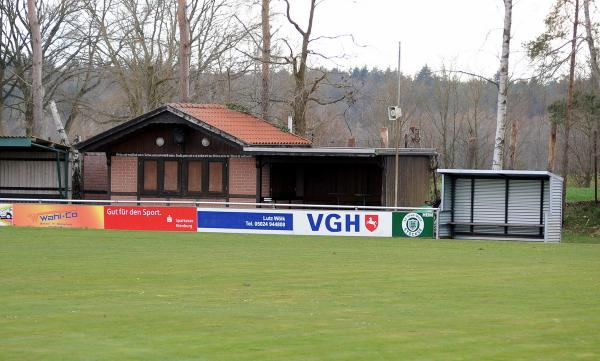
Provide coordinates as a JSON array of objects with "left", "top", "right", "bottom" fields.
[
  {"left": 454, "top": 178, "right": 472, "bottom": 222},
  {"left": 507, "top": 179, "right": 544, "bottom": 236},
  {"left": 438, "top": 175, "right": 452, "bottom": 237},
  {"left": 473, "top": 178, "right": 505, "bottom": 234},
  {"left": 545, "top": 176, "right": 563, "bottom": 242}
]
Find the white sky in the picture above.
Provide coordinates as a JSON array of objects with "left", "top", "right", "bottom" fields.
[{"left": 276, "top": 0, "right": 554, "bottom": 78}]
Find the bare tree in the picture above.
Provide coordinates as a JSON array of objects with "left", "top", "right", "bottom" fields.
[
  {"left": 584, "top": 0, "right": 600, "bottom": 94},
  {"left": 27, "top": 0, "right": 43, "bottom": 137},
  {"left": 492, "top": 0, "right": 512, "bottom": 170},
  {"left": 260, "top": 0, "right": 270, "bottom": 120},
  {"left": 526, "top": 0, "right": 586, "bottom": 172},
  {"left": 178, "top": 0, "right": 191, "bottom": 102},
  {"left": 426, "top": 67, "right": 463, "bottom": 168},
  {"left": 0, "top": 0, "right": 94, "bottom": 137},
  {"left": 562, "top": 0, "right": 580, "bottom": 214},
  {"left": 279, "top": 0, "right": 351, "bottom": 137}
]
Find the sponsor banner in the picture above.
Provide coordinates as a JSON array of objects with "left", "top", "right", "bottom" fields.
[
  {"left": 13, "top": 204, "right": 104, "bottom": 229},
  {"left": 392, "top": 210, "right": 435, "bottom": 238},
  {"left": 105, "top": 206, "right": 196, "bottom": 232},
  {"left": 0, "top": 204, "right": 13, "bottom": 226},
  {"left": 294, "top": 210, "right": 392, "bottom": 237},
  {"left": 197, "top": 208, "right": 294, "bottom": 234}
]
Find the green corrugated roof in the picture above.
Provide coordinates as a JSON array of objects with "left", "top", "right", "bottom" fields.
[
  {"left": 0, "top": 136, "right": 70, "bottom": 150},
  {"left": 0, "top": 137, "right": 32, "bottom": 147}
]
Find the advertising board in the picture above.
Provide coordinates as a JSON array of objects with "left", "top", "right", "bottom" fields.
[
  {"left": 104, "top": 206, "right": 197, "bottom": 231},
  {"left": 293, "top": 210, "right": 392, "bottom": 237},
  {"left": 0, "top": 204, "right": 13, "bottom": 226},
  {"left": 197, "top": 208, "right": 294, "bottom": 234},
  {"left": 392, "top": 210, "right": 435, "bottom": 238},
  {"left": 12, "top": 204, "right": 104, "bottom": 229}
]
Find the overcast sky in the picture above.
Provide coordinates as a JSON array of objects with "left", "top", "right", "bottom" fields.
[{"left": 277, "top": 0, "right": 554, "bottom": 78}]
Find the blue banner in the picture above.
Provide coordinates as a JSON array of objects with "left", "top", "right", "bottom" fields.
[{"left": 197, "top": 210, "right": 293, "bottom": 231}]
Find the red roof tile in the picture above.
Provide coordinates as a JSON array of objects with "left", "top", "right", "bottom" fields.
[{"left": 168, "top": 103, "right": 311, "bottom": 146}]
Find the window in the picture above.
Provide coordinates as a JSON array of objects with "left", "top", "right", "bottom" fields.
[
  {"left": 139, "top": 158, "right": 226, "bottom": 197},
  {"left": 163, "top": 161, "right": 179, "bottom": 191},
  {"left": 187, "top": 161, "right": 203, "bottom": 192},
  {"left": 208, "top": 161, "right": 224, "bottom": 193},
  {"left": 143, "top": 160, "right": 158, "bottom": 191}
]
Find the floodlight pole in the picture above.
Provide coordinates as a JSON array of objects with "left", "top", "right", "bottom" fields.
[{"left": 394, "top": 41, "right": 401, "bottom": 208}]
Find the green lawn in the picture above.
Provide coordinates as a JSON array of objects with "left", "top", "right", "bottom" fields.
[
  {"left": 1, "top": 228, "right": 600, "bottom": 361},
  {"left": 567, "top": 186, "right": 599, "bottom": 202}
]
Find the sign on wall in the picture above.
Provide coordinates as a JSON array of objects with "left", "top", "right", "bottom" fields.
[
  {"left": 13, "top": 204, "right": 104, "bottom": 229},
  {"left": 197, "top": 208, "right": 294, "bottom": 234},
  {"left": 294, "top": 210, "right": 393, "bottom": 237},
  {"left": 105, "top": 206, "right": 197, "bottom": 232},
  {"left": 0, "top": 204, "right": 13, "bottom": 226},
  {"left": 6, "top": 202, "right": 437, "bottom": 238},
  {"left": 392, "top": 210, "right": 435, "bottom": 238}
]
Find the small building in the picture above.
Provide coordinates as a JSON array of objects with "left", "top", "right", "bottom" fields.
[
  {"left": 437, "top": 169, "right": 563, "bottom": 242},
  {"left": 0, "top": 136, "right": 70, "bottom": 199},
  {"left": 76, "top": 104, "right": 436, "bottom": 207}
]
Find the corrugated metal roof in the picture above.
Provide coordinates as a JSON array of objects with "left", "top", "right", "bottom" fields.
[
  {"left": 437, "top": 168, "right": 563, "bottom": 181},
  {"left": 168, "top": 103, "right": 311, "bottom": 146}
]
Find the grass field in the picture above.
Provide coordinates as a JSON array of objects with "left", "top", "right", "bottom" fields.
[
  {"left": 567, "top": 186, "right": 598, "bottom": 202},
  {"left": 1, "top": 228, "right": 600, "bottom": 360}
]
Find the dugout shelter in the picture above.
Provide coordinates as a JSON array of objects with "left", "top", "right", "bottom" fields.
[{"left": 437, "top": 169, "right": 563, "bottom": 242}]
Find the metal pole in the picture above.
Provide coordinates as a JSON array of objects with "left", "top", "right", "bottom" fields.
[{"left": 394, "top": 41, "right": 401, "bottom": 208}]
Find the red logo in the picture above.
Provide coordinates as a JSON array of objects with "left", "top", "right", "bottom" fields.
[{"left": 365, "top": 214, "right": 379, "bottom": 232}]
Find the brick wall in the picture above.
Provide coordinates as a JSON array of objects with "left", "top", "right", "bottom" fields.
[
  {"left": 228, "top": 157, "right": 256, "bottom": 196},
  {"left": 111, "top": 156, "right": 138, "bottom": 193}
]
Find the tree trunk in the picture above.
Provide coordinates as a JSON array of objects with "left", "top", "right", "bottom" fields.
[
  {"left": 467, "top": 136, "right": 476, "bottom": 168},
  {"left": 261, "top": 0, "right": 270, "bottom": 120},
  {"left": 562, "top": 0, "right": 580, "bottom": 219},
  {"left": 584, "top": 0, "right": 600, "bottom": 94},
  {"left": 28, "top": 0, "right": 43, "bottom": 137},
  {"left": 492, "top": 0, "right": 512, "bottom": 170},
  {"left": 292, "top": 86, "right": 308, "bottom": 136},
  {"left": 285, "top": 0, "right": 315, "bottom": 137},
  {"left": 177, "top": 0, "right": 190, "bottom": 102},
  {"left": 547, "top": 121, "right": 557, "bottom": 171},
  {"left": 0, "top": 65, "right": 4, "bottom": 136},
  {"left": 509, "top": 120, "right": 518, "bottom": 169}
]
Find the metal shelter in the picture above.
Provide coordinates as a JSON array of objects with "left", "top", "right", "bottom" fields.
[
  {"left": 0, "top": 137, "right": 70, "bottom": 199},
  {"left": 437, "top": 169, "right": 563, "bottom": 242}
]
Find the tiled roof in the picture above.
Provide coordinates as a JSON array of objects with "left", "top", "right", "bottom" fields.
[{"left": 168, "top": 103, "right": 311, "bottom": 146}]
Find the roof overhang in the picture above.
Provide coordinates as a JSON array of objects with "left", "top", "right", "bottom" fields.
[
  {"left": 243, "top": 147, "right": 437, "bottom": 157},
  {"left": 437, "top": 168, "right": 563, "bottom": 181}
]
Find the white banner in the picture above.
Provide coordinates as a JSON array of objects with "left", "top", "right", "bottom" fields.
[
  {"left": 196, "top": 208, "right": 393, "bottom": 237},
  {"left": 293, "top": 210, "right": 392, "bottom": 237}
]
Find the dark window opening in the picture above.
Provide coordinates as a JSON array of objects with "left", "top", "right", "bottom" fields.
[{"left": 139, "top": 158, "right": 227, "bottom": 197}]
